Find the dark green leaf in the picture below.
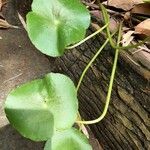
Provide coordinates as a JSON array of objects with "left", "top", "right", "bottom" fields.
[
  {"left": 26, "top": 0, "right": 90, "bottom": 57},
  {"left": 5, "top": 73, "right": 78, "bottom": 141},
  {"left": 44, "top": 128, "right": 92, "bottom": 150}
]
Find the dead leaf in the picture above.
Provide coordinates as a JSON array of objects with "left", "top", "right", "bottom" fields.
[
  {"left": 0, "top": 0, "right": 2, "bottom": 10},
  {"left": 135, "top": 19, "right": 150, "bottom": 36},
  {"left": 122, "top": 30, "right": 135, "bottom": 46},
  {"left": 131, "top": 3, "right": 150, "bottom": 16},
  {"left": 107, "top": 0, "right": 143, "bottom": 11},
  {"left": 0, "top": 18, "right": 18, "bottom": 29},
  {"left": 0, "top": 0, "right": 7, "bottom": 11},
  {"left": 0, "top": 18, "right": 11, "bottom": 28}
]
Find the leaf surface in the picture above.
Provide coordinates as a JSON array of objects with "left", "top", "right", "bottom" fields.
[
  {"left": 44, "top": 128, "right": 92, "bottom": 150},
  {"left": 27, "top": 0, "right": 90, "bottom": 57},
  {"left": 5, "top": 73, "right": 78, "bottom": 141}
]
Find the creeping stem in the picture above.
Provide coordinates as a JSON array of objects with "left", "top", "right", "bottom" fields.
[
  {"left": 76, "top": 31, "right": 117, "bottom": 92},
  {"left": 66, "top": 23, "right": 108, "bottom": 49},
  {"left": 75, "top": 22, "right": 109, "bottom": 128},
  {"left": 76, "top": 22, "right": 122, "bottom": 124},
  {"left": 76, "top": 3, "right": 149, "bottom": 125},
  {"left": 100, "top": 4, "right": 150, "bottom": 50}
]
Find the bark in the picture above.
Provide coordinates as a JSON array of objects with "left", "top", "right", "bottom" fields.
[{"left": 52, "top": 30, "right": 150, "bottom": 149}]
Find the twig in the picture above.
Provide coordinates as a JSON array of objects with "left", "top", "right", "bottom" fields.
[
  {"left": 18, "top": 12, "right": 27, "bottom": 30},
  {"left": 3, "top": 73, "right": 23, "bottom": 84}
]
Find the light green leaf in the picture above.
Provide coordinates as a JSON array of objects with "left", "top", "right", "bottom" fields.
[
  {"left": 26, "top": 0, "right": 90, "bottom": 57},
  {"left": 5, "top": 73, "right": 78, "bottom": 141},
  {"left": 44, "top": 128, "right": 92, "bottom": 150}
]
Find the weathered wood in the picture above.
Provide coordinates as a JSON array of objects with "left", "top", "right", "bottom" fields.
[{"left": 52, "top": 30, "right": 150, "bottom": 149}]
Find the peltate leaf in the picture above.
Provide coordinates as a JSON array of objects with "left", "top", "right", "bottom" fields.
[
  {"left": 26, "top": 0, "right": 90, "bottom": 57},
  {"left": 5, "top": 73, "right": 78, "bottom": 141},
  {"left": 44, "top": 128, "right": 92, "bottom": 150}
]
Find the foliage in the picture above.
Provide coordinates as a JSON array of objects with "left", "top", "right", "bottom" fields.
[
  {"left": 5, "top": 73, "right": 78, "bottom": 141},
  {"left": 44, "top": 128, "right": 92, "bottom": 150},
  {"left": 26, "top": 0, "right": 90, "bottom": 57},
  {"left": 4, "top": 0, "right": 148, "bottom": 149},
  {"left": 5, "top": 0, "right": 92, "bottom": 149}
]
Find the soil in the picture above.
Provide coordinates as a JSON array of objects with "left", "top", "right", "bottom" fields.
[{"left": 0, "top": 1, "right": 52, "bottom": 149}]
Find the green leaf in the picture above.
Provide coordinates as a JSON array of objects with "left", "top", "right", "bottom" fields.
[
  {"left": 26, "top": 0, "right": 90, "bottom": 57},
  {"left": 5, "top": 73, "right": 78, "bottom": 141},
  {"left": 44, "top": 128, "right": 92, "bottom": 150}
]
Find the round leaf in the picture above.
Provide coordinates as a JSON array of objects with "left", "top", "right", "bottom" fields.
[
  {"left": 26, "top": 0, "right": 90, "bottom": 57},
  {"left": 44, "top": 128, "right": 92, "bottom": 150},
  {"left": 5, "top": 73, "right": 78, "bottom": 141}
]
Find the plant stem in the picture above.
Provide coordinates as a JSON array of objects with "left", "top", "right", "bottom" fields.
[
  {"left": 76, "top": 22, "right": 122, "bottom": 125},
  {"left": 66, "top": 23, "right": 108, "bottom": 49},
  {"left": 76, "top": 31, "right": 117, "bottom": 92},
  {"left": 76, "top": 40, "right": 107, "bottom": 91},
  {"left": 76, "top": 31, "right": 117, "bottom": 127},
  {"left": 100, "top": 4, "right": 150, "bottom": 50}
]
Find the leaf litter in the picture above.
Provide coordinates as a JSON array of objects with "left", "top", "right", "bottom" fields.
[
  {"left": 83, "top": 0, "right": 150, "bottom": 70},
  {"left": 0, "top": 0, "right": 18, "bottom": 29}
]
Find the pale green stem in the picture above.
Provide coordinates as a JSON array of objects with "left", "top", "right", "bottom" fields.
[
  {"left": 100, "top": 4, "right": 150, "bottom": 50},
  {"left": 77, "top": 38, "right": 108, "bottom": 92},
  {"left": 76, "top": 22, "right": 122, "bottom": 125},
  {"left": 76, "top": 32, "right": 116, "bottom": 127},
  {"left": 66, "top": 23, "right": 108, "bottom": 49},
  {"left": 76, "top": 39, "right": 109, "bottom": 127}
]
